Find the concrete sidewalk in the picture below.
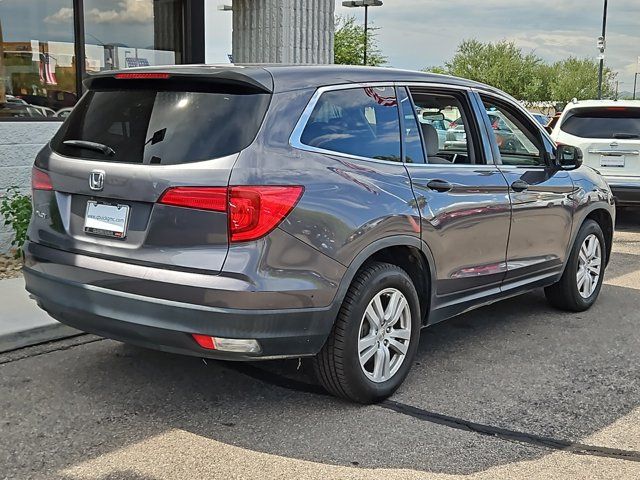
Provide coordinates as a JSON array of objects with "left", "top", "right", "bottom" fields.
[{"left": 0, "top": 276, "right": 79, "bottom": 352}]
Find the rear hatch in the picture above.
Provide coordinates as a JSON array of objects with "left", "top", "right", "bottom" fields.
[
  {"left": 30, "top": 69, "right": 272, "bottom": 273},
  {"left": 558, "top": 106, "right": 640, "bottom": 178}
]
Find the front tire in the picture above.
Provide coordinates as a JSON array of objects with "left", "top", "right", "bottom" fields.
[
  {"left": 545, "top": 219, "right": 606, "bottom": 312},
  {"left": 313, "top": 262, "right": 421, "bottom": 404}
]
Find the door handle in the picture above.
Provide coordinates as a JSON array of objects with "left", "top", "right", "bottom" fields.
[
  {"left": 426, "top": 179, "right": 453, "bottom": 192},
  {"left": 511, "top": 180, "right": 529, "bottom": 192}
]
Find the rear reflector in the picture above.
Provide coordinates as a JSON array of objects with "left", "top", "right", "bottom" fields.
[
  {"left": 32, "top": 166, "right": 53, "bottom": 191},
  {"left": 158, "top": 185, "right": 304, "bottom": 243},
  {"left": 192, "top": 334, "right": 216, "bottom": 350},
  {"left": 114, "top": 72, "right": 170, "bottom": 80},
  {"left": 191, "top": 334, "right": 261, "bottom": 353},
  {"left": 158, "top": 187, "right": 227, "bottom": 212}
]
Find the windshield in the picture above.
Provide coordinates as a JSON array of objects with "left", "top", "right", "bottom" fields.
[
  {"left": 52, "top": 88, "right": 270, "bottom": 164},
  {"left": 560, "top": 107, "right": 640, "bottom": 139}
]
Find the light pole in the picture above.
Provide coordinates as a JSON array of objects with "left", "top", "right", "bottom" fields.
[
  {"left": 634, "top": 57, "right": 640, "bottom": 100},
  {"left": 597, "top": 0, "right": 608, "bottom": 99},
  {"left": 341, "top": 0, "right": 383, "bottom": 66}
]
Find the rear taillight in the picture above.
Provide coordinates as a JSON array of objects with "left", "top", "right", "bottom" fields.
[
  {"left": 32, "top": 166, "right": 53, "bottom": 191},
  {"left": 158, "top": 185, "right": 304, "bottom": 242},
  {"left": 158, "top": 187, "right": 227, "bottom": 212},
  {"left": 228, "top": 186, "right": 303, "bottom": 242}
]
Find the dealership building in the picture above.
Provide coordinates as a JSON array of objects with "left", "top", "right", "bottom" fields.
[{"left": 0, "top": 0, "right": 335, "bottom": 250}]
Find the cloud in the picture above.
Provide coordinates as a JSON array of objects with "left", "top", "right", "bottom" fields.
[
  {"left": 44, "top": 7, "right": 73, "bottom": 23},
  {"left": 46, "top": 0, "right": 153, "bottom": 25}
]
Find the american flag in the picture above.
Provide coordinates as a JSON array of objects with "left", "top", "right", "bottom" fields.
[
  {"left": 364, "top": 87, "right": 397, "bottom": 107},
  {"left": 39, "top": 53, "right": 57, "bottom": 85}
]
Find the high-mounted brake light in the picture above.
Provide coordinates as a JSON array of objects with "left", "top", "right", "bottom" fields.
[
  {"left": 114, "top": 72, "right": 170, "bottom": 80},
  {"left": 32, "top": 166, "right": 53, "bottom": 191},
  {"left": 158, "top": 185, "right": 304, "bottom": 242}
]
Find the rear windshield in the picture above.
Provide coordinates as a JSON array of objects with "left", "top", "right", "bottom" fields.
[
  {"left": 560, "top": 107, "right": 640, "bottom": 139},
  {"left": 51, "top": 88, "right": 270, "bottom": 164}
]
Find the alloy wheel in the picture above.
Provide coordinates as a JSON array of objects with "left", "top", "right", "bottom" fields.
[
  {"left": 577, "top": 234, "right": 602, "bottom": 299},
  {"left": 358, "top": 288, "right": 412, "bottom": 383}
]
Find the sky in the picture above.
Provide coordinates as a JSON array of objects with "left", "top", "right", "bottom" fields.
[
  {"left": 205, "top": 0, "right": 640, "bottom": 92},
  {"left": 1, "top": 0, "right": 636, "bottom": 92}
]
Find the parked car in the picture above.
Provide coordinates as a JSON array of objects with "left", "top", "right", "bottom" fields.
[
  {"left": 551, "top": 99, "right": 640, "bottom": 207},
  {"left": 530, "top": 112, "right": 550, "bottom": 127},
  {"left": 56, "top": 107, "right": 74, "bottom": 119},
  {"left": 24, "top": 66, "right": 615, "bottom": 404},
  {"left": 0, "top": 103, "right": 47, "bottom": 119}
]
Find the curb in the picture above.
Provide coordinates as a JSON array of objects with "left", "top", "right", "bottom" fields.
[{"left": 0, "top": 323, "right": 81, "bottom": 353}]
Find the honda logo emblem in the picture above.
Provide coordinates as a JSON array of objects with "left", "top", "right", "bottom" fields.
[{"left": 89, "top": 170, "right": 105, "bottom": 191}]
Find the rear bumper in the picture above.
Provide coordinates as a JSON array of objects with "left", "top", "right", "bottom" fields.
[
  {"left": 23, "top": 243, "right": 337, "bottom": 360},
  {"left": 606, "top": 176, "right": 640, "bottom": 206}
]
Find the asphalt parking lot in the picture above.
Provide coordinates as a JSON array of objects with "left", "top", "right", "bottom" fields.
[{"left": 1, "top": 210, "right": 640, "bottom": 480}]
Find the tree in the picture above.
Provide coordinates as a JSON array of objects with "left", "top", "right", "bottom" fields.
[
  {"left": 437, "top": 40, "right": 549, "bottom": 102},
  {"left": 334, "top": 15, "right": 386, "bottom": 66},
  {"left": 548, "top": 57, "right": 616, "bottom": 102},
  {"left": 425, "top": 39, "right": 617, "bottom": 103}
]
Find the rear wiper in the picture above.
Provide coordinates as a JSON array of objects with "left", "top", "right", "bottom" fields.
[
  {"left": 612, "top": 133, "right": 640, "bottom": 139},
  {"left": 62, "top": 139, "right": 115, "bottom": 156}
]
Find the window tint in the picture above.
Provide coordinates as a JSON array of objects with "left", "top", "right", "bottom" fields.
[
  {"left": 398, "top": 88, "right": 425, "bottom": 163},
  {"left": 52, "top": 88, "right": 270, "bottom": 164},
  {"left": 408, "top": 89, "right": 477, "bottom": 164},
  {"left": 300, "top": 87, "right": 401, "bottom": 162},
  {"left": 560, "top": 107, "right": 640, "bottom": 139},
  {"left": 481, "top": 98, "right": 544, "bottom": 166}
]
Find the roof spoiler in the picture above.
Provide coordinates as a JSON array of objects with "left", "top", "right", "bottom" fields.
[{"left": 83, "top": 67, "right": 274, "bottom": 94}]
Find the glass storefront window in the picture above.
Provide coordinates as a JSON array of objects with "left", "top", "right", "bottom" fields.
[
  {"left": 0, "top": 0, "right": 77, "bottom": 119},
  {"left": 0, "top": 0, "right": 187, "bottom": 121},
  {"left": 84, "top": 0, "right": 183, "bottom": 73}
]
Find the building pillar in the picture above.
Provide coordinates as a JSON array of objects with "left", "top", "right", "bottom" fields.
[{"left": 231, "top": 0, "right": 335, "bottom": 64}]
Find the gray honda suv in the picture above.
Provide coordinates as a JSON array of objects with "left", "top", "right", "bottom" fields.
[{"left": 24, "top": 65, "right": 615, "bottom": 403}]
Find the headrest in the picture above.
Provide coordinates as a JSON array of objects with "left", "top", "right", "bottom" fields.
[{"left": 421, "top": 123, "right": 439, "bottom": 157}]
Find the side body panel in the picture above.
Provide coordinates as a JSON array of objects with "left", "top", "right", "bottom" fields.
[
  {"left": 474, "top": 91, "right": 575, "bottom": 287},
  {"left": 402, "top": 88, "right": 512, "bottom": 322},
  {"left": 240, "top": 88, "right": 422, "bottom": 270}
]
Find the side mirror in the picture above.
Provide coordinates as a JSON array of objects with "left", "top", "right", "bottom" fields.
[{"left": 555, "top": 144, "right": 583, "bottom": 170}]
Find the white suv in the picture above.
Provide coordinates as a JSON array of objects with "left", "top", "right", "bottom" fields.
[{"left": 552, "top": 100, "right": 640, "bottom": 207}]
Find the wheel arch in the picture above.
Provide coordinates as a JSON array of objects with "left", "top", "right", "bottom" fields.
[
  {"left": 331, "top": 236, "right": 436, "bottom": 325},
  {"left": 584, "top": 208, "right": 614, "bottom": 266}
]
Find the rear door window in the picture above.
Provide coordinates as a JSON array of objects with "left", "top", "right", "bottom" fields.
[
  {"left": 300, "top": 86, "right": 401, "bottom": 162},
  {"left": 52, "top": 88, "right": 270, "bottom": 164},
  {"left": 398, "top": 87, "right": 425, "bottom": 164},
  {"left": 408, "top": 88, "right": 480, "bottom": 165},
  {"left": 560, "top": 107, "right": 640, "bottom": 139}
]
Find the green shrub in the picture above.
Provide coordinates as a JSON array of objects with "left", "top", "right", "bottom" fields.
[{"left": 1, "top": 187, "right": 32, "bottom": 258}]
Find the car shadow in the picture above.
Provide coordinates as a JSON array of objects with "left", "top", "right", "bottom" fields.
[{"left": 23, "top": 281, "right": 635, "bottom": 478}]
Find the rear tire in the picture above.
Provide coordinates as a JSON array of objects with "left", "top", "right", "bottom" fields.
[
  {"left": 544, "top": 219, "right": 606, "bottom": 312},
  {"left": 313, "top": 262, "right": 421, "bottom": 404}
]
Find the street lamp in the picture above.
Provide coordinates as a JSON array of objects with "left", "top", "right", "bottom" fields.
[
  {"left": 597, "top": 0, "right": 608, "bottom": 99},
  {"left": 341, "top": 0, "right": 383, "bottom": 66},
  {"left": 634, "top": 56, "right": 639, "bottom": 100}
]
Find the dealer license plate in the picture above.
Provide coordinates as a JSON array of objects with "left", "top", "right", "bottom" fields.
[{"left": 84, "top": 201, "right": 130, "bottom": 239}]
